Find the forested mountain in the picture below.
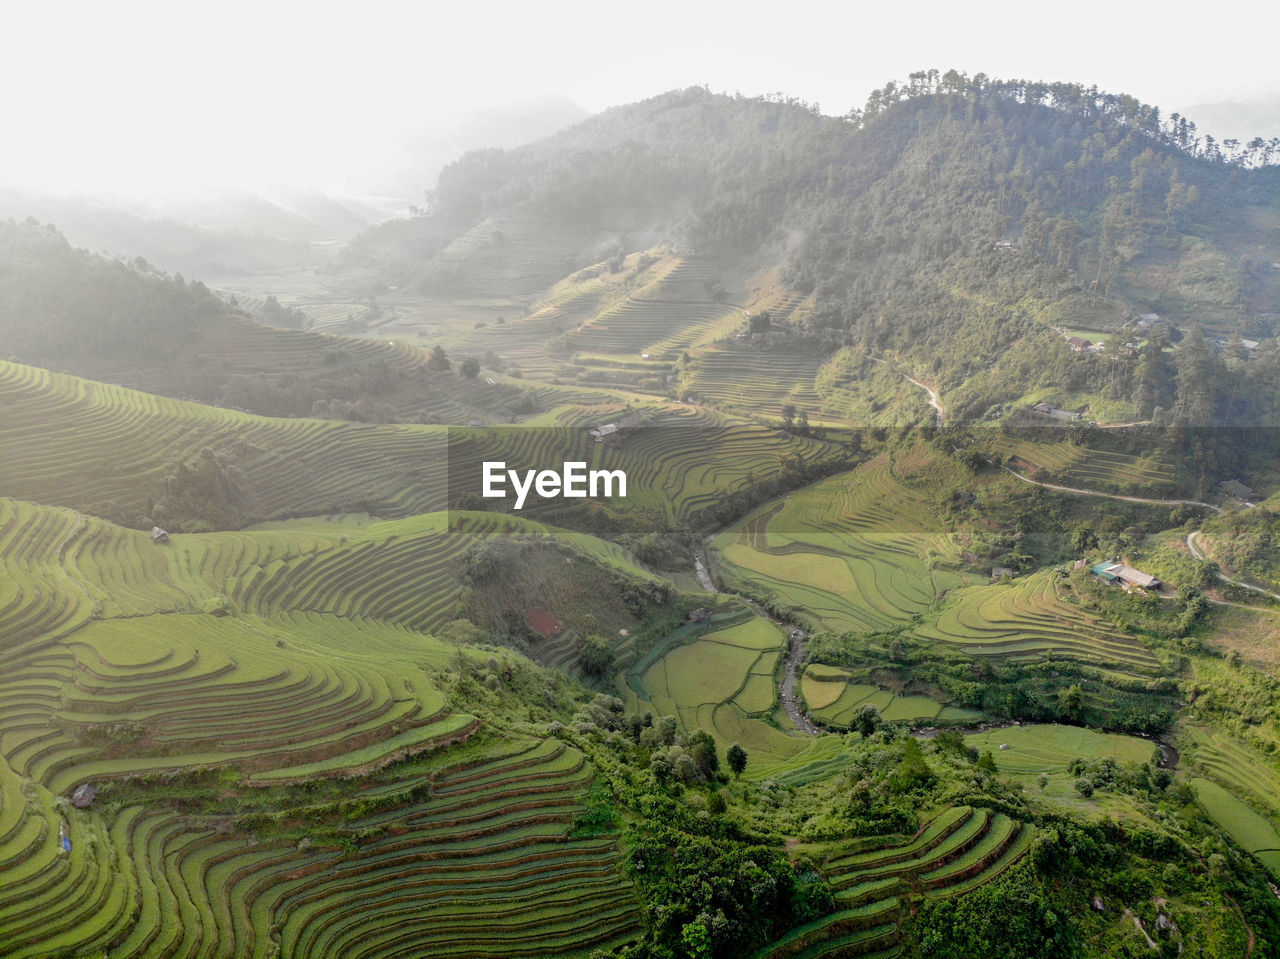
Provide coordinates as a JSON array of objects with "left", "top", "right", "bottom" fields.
[{"left": 361, "top": 75, "right": 1280, "bottom": 426}]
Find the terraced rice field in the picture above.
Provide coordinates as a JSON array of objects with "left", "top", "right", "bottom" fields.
[
  {"left": 760, "top": 805, "right": 1035, "bottom": 957},
  {"left": 684, "top": 345, "right": 826, "bottom": 418},
  {"left": 914, "top": 570, "right": 1163, "bottom": 671},
  {"left": 713, "top": 456, "right": 969, "bottom": 633},
  {"left": 0, "top": 493, "right": 646, "bottom": 956},
  {"left": 296, "top": 301, "right": 370, "bottom": 332},
  {"left": 800, "top": 665, "right": 980, "bottom": 727},
  {"left": 627, "top": 614, "right": 811, "bottom": 763},
  {"left": 449, "top": 419, "right": 845, "bottom": 527},
  {"left": 1183, "top": 723, "right": 1280, "bottom": 873},
  {"left": 986, "top": 435, "right": 1177, "bottom": 492},
  {"left": 0, "top": 359, "right": 456, "bottom": 524},
  {"left": 0, "top": 738, "right": 640, "bottom": 958},
  {"left": 565, "top": 256, "right": 744, "bottom": 361},
  {"left": 963, "top": 724, "right": 1158, "bottom": 774},
  {"left": 1191, "top": 779, "right": 1280, "bottom": 879},
  {"left": 3, "top": 361, "right": 822, "bottom": 532},
  {"left": 269, "top": 740, "right": 641, "bottom": 958},
  {"left": 1184, "top": 725, "right": 1280, "bottom": 816},
  {"left": 433, "top": 212, "right": 593, "bottom": 300}
]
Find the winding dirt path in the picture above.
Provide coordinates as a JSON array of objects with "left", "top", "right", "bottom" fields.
[
  {"left": 1001, "top": 466, "right": 1223, "bottom": 513},
  {"left": 860, "top": 353, "right": 944, "bottom": 426},
  {"left": 1003, "top": 464, "right": 1280, "bottom": 606},
  {"left": 999, "top": 464, "right": 1280, "bottom": 603},
  {"left": 1187, "top": 530, "right": 1280, "bottom": 601}
]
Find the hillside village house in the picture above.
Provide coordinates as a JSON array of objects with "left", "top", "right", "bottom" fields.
[
  {"left": 1220, "top": 479, "right": 1258, "bottom": 501},
  {"left": 1091, "top": 561, "right": 1161, "bottom": 590},
  {"left": 1032, "top": 402, "right": 1083, "bottom": 422}
]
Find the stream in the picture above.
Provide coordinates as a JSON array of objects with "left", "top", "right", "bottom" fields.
[{"left": 694, "top": 547, "right": 820, "bottom": 735}]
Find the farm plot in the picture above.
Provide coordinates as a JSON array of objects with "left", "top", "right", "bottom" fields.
[
  {"left": 684, "top": 345, "right": 826, "bottom": 419},
  {"left": 10, "top": 612, "right": 471, "bottom": 793},
  {"left": 759, "top": 806, "right": 1035, "bottom": 958},
  {"left": 1191, "top": 778, "right": 1280, "bottom": 878},
  {"left": 266, "top": 739, "right": 640, "bottom": 958},
  {"left": 963, "top": 724, "right": 1158, "bottom": 775},
  {"left": 565, "top": 255, "right": 744, "bottom": 362},
  {"left": 635, "top": 617, "right": 809, "bottom": 763},
  {"left": 449, "top": 420, "right": 845, "bottom": 527},
  {"left": 799, "top": 665, "right": 979, "bottom": 727},
  {"left": 0, "top": 488, "right": 656, "bottom": 956},
  {"left": 1183, "top": 724, "right": 1280, "bottom": 824},
  {"left": 0, "top": 361, "right": 461, "bottom": 527},
  {"left": 0, "top": 736, "right": 640, "bottom": 959},
  {"left": 0, "top": 498, "right": 666, "bottom": 794},
  {"left": 713, "top": 457, "right": 968, "bottom": 633},
  {"left": 985, "top": 434, "right": 1177, "bottom": 493}
]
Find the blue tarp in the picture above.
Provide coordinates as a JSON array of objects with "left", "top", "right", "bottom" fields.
[
  {"left": 62, "top": 836, "right": 71, "bottom": 852},
  {"left": 1091, "top": 563, "right": 1118, "bottom": 581}
]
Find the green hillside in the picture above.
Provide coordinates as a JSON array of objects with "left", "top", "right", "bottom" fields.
[
  {"left": 339, "top": 79, "right": 1280, "bottom": 435},
  {"left": 4, "top": 75, "right": 1280, "bottom": 959}
]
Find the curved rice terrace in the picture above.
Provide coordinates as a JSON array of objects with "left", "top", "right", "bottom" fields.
[
  {"left": 683, "top": 345, "right": 826, "bottom": 419},
  {"left": 0, "top": 360, "right": 453, "bottom": 523},
  {"left": 0, "top": 495, "right": 648, "bottom": 957},
  {"left": 915, "top": 570, "right": 1162, "bottom": 671},
  {"left": 756, "top": 806, "right": 1036, "bottom": 959},
  {"left": 799, "top": 664, "right": 981, "bottom": 728},
  {"left": 0, "top": 734, "right": 640, "bottom": 959},
  {"left": 712, "top": 453, "right": 1164, "bottom": 676},
  {"left": 1189, "top": 778, "right": 1280, "bottom": 880},
  {"left": 545, "top": 256, "right": 748, "bottom": 393},
  {"left": 621, "top": 612, "right": 816, "bottom": 766},
  {"left": 711, "top": 457, "right": 971, "bottom": 634},
  {"left": 0, "top": 360, "right": 849, "bottom": 535},
  {"left": 449, "top": 421, "right": 845, "bottom": 526},
  {"left": 1181, "top": 723, "right": 1280, "bottom": 877},
  {"left": 683, "top": 345, "right": 938, "bottom": 427},
  {"left": 984, "top": 434, "right": 1179, "bottom": 494}
]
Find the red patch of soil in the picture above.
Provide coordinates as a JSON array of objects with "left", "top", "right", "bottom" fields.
[{"left": 527, "top": 608, "right": 564, "bottom": 636}]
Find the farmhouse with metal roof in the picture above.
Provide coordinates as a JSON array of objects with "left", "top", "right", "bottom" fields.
[{"left": 1091, "top": 561, "right": 1160, "bottom": 590}]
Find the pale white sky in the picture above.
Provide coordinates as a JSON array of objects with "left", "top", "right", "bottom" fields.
[{"left": 3, "top": 0, "right": 1278, "bottom": 198}]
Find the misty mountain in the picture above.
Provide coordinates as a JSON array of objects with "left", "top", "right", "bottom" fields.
[
  {"left": 356, "top": 77, "right": 1280, "bottom": 423},
  {"left": 0, "top": 187, "right": 383, "bottom": 281},
  {"left": 0, "top": 97, "right": 588, "bottom": 282}
]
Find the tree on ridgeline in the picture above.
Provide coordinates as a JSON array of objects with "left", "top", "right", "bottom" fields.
[
  {"left": 460, "top": 356, "right": 480, "bottom": 379},
  {"left": 427, "top": 345, "right": 452, "bottom": 372}
]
